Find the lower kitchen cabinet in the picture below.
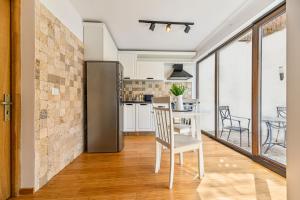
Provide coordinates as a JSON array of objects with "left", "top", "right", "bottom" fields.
[
  {"left": 136, "top": 103, "right": 153, "bottom": 132},
  {"left": 123, "top": 103, "right": 155, "bottom": 132},
  {"left": 123, "top": 103, "right": 136, "bottom": 132}
]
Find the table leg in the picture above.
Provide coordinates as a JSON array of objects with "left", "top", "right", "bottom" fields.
[
  {"left": 191, "top": 116, "right": 196, "bottom": 138},
  {"left": 262, "top": 123, "right": 270, "bottom": 146},
  {"left": 194, "top": 115, "right": 201, "bottom": 140},
  {"left": 264, "top": 122, "right": 273, "bottom": 154}
]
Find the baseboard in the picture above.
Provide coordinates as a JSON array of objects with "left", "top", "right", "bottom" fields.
[{"left": 19, "top": 188, "right": 34, "bottom": 195}]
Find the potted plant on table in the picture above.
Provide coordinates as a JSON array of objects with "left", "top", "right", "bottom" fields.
[{"left": 170, "top": 84, "right": 186, "bottom": 111}]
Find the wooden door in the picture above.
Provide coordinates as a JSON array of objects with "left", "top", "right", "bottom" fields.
[{"left": 0, "top": 0, "right": 11, "bottom": 199}]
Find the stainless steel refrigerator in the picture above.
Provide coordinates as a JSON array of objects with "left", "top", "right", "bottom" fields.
[{"left": 86, "top": 61, "right": 124, "bottom": 152}]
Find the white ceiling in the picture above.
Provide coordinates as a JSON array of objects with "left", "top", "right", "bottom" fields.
[{"left": 70, "top": 0, "right": 277, "bottom": 51}]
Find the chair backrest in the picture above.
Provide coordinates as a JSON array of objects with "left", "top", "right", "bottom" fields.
[
  {"left": 219, "top": 106, "right": 231, "bottom": 120},
  {"left": 152, "top": 97, "right": 174, "bottom": 148},
  {"left": 277, "top": 106, "right": 287, "bottom": 119},
  {"left": 219, "top": 106, "right": 233, "bottom": 127}
]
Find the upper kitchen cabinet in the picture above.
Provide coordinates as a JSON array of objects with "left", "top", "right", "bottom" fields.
[
  {"left": 118, "top": 53, "right": 136, "bottom": 80},
  {"left": 136, "top": 61, "right": 164, "bottom": 80},
  {"left": 83, "top": 22, "right": 118, "bottom": 61}
]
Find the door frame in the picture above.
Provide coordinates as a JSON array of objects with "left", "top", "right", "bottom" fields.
[{"left": 10, "top": 0, "right": 21, "bottom": 197}]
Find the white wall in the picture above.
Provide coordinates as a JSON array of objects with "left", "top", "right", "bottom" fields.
[
  {"left": 287, "top": 0, "right": 300, "bottom": 199},
  {"left": 20, "top": 0, "right": 35, "bottom": 188},
  {"left": 39, "top": 0, "right": 83, "bottom": 41},
  {"left": 103, "top": 24, "right": 118, "bottom": 61}
]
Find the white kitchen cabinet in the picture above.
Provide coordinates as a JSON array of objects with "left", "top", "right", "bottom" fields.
[
  {"left": 83, "top": 22, "right": 118, "bottom": 61},
  {"left": 118, "top": 53, "right": 136, "bottom": 79},
  {"left": 136, "top": 61, "right": 164, "bottom": 80},
  {"left": 136, "top": 103, "right": 153, "bottom": 131},
  {"left": 123, "top": 103, "right": 136, "bottom": 132},
  {"left": 123, "top": 103, "right": 156, "bottom": 132},
  {"left": 151, "top": 106, "right": 156, "bottom": 132}
]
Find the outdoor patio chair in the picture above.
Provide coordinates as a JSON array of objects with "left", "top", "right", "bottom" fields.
[
  {"left": 276, "top": 106, "right": 287, "bottom": 147},
  {"left": 277, "top": 106, "right": 287, "bottom": 119},
  {"left": 219, "top": 106, "right": 251, "bottom": 147}
]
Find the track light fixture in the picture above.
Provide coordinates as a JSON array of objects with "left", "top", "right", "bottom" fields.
[
  {"left": 166, "top": 24, "right": 171, "bottom": 32},
  {"left": 139, "top": 20, "right": 194, "bottom": 33},
  {"left": 184, "top": 25, "right": 191, "bottom": 33},
  {"left": 149, "top": 23, "right": 155, "bottom": 31}
]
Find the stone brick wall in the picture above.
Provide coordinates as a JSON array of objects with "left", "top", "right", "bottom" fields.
[{"left": 34, "top": 1, "right": 84, "bottom": 189}]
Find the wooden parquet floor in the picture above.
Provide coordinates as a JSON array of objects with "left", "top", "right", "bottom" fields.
[{"left": 11, "top": 135, "right": 286, "bottom": 200}]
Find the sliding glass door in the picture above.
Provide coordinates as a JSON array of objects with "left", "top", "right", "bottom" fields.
[
  {"left": 198, "top": 54, "right": 215, "bottom": 136},
  {"left": 197, "top": 4, "right": 286, "bottom": 175},
  {"left": 260, "top": 13, "right": 286, "bottom": 165},
  {"left": 218, "top": 31, "right": 252, "bottom": 152}
]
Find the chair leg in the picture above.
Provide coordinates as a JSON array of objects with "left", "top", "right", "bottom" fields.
[
  {"left": 220, "top": 128, "right": 224, "bottom": 138},
  {"left": 169, "top": 151, "right": 175, "bottom": 189},
  {"left": 155, "top": 142, "right": 161, "bottom": 173},
  {"left": 227, "top": 130, "right": 231, "bottom": 141},
  {"left": 179, "top": 152, "right": 184, "bottom": 166},
  {"left": 198, "top": 143, "right": 205, "bottom": 178},
  {"left": 191, "top": 117, "right": 196, "bottom": 138},
  {"left": 284, "top": 129, "right": 287, "bottom": 147},
  {"left": 240, "top": 130, "right": 242, "bottom": 147},
  {"left": 275, "top": 122, "right": 281, "bottom": 142},
  {"left": 247, "top": 130, "right": 250, "bottom": 147}
]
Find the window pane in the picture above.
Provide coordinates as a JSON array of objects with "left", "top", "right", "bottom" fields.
[
  {"left": 218, "top": 31, "right": 252, "bottom": 152},
  {"left": 260, "top": 13, "right": 286, "bottom": 165},
  {"left": 198, "top": 54, "right": 215, "bottom": 136}
]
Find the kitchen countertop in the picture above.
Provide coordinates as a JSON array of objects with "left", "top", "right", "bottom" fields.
[{"left": 123, "top": 101, "right": 152, "bottom": 104}]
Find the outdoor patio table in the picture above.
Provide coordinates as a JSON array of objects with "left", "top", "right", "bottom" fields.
[{"left": 262, "top": 117, "right": 286, "bottom": 153}]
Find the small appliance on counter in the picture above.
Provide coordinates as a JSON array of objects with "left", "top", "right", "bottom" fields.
[{"left": 144, "top": 94, "right": 153, "bottom": 102}]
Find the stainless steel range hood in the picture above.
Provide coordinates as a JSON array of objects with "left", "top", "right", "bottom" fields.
[{"left": 168, "top": 64, "right": 193, "bottom": 80}]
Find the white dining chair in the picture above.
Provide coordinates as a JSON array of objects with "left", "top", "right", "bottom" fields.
[{"left": 152, "top": 96, "right": 204, "bottom": 189}]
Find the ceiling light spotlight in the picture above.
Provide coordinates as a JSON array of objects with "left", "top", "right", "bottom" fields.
[
  {"left": 149, "top": 23, "right": 155, "bottom": 31},
  {"left": 166, "top": 24, "right": 171, "bottom": 32},
  {"left": 184, "top": 25, "right": 191, "bottom": 33}
]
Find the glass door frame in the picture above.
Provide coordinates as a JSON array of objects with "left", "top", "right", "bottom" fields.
[
  {"left": 196, "top": 2, "right": 286, "bottom": 177},
  {"left": 253, "top": 4, "right": 286, "bottom": 175}
]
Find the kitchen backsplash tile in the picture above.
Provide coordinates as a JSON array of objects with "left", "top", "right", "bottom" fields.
[{"left": 123, "top": 80, "right": 192, "bottom": 100}]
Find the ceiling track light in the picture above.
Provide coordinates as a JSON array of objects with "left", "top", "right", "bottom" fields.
[
  {"left": 139, "top": 20, "right": 194, "bottom": 33},
  {"left": 149, "top": 23, "right": 155, "bottom": 31},
  {"left": 166, "top": 24, "right": 171, "bottom": 32},
  {"left": 184, "top": 25, "right": 191, "bottom": 33}
]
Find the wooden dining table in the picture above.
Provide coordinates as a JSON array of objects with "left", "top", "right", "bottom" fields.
[{"left": 172, "top": 110, "right": 201, "bottom": 140}]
